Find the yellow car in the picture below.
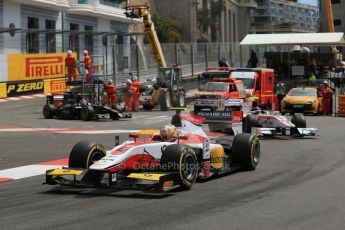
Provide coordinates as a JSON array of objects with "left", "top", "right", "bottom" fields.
[{"left": 281, "top": 87, "right": 322, "bottom": 115}]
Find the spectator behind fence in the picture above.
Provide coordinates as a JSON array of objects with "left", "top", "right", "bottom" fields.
[{"left": 247, "top": 50, "right": 258, "bottom": 68}]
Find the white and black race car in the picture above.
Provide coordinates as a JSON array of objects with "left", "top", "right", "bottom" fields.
[{"left": 243, "top": 111, "right": 318, "bottom": 137}]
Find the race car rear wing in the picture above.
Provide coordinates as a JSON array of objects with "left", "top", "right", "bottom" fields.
[{"left": 193, "top": 110, "right": 243, "bottom": 134}]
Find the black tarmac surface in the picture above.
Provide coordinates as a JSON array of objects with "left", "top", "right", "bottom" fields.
[{"left": 1, "top": 97, "right": 345, "bottom": 230}]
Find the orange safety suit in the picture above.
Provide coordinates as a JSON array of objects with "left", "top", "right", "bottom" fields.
[
  {"left": 321, "top": 86, "right": 334, "bottom": 115},
  {"left": 83, "top": 54, "right": 92, "bottom": 83},
  {"left": 124, "top": 85, "right": 137, "bottom": 111},
  {"left": 132, "top": 80, "right": 141, "bottom": 112},
  {"left": 65, "top": 56, "right": 79, "bottom": 82},
  {"left": 104, "top": 83, "right": 117, "bottom": 106}
]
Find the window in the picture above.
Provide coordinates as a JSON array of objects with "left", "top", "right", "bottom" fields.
[
  {"left": 27, "top": 17, "right": 39, "bottom": 53},
  {"left": 45, "top": 20, "right": 56, "bottom": 53},
  {"left": 331, "top": 0, "right": 341, "bottom": 4},
  {"left": 85, "top": 25, "right": 93, "bottom": 54},
  {"left": 69, "top": 23, "right": 79, "bottom": 54},
  {"left": 334, "top": 19, "right": 341, "bottom": 26},
  {"left": 236, "top": 83, "right": 246, "bottom": 97}
]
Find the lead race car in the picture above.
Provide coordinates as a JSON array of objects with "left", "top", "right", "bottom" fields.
[{"left": 45, "top": 112, "right": 260, "bottom": 192}]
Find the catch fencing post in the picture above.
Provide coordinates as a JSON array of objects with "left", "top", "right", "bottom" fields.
[
  {"left": 191, "top": 43, "right": 194, "bottom": 76},
  {"left": 205, "top": 43, "right": 208, "bottom": 71}
]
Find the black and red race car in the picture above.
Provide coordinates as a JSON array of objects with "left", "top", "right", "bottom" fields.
[{"left": 45, "top": 112, "right": 260, "bottom": 192}]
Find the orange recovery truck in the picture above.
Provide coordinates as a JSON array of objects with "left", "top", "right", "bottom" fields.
[
  {"left": 194, "top": 76, "right": 246, "bottom": 113},
  {"left": 230, "top": 68, "right": 278, "bottom": 110}
]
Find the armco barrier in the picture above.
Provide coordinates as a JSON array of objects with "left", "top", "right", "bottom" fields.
[
  {"left": 0, "top": 83, "right": 7, "bottom": 98},
  {"left": 338, "top": 95, "right": 345, "bottom": 117}
]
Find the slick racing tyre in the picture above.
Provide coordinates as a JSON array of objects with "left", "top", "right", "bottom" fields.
[
  {"left": 243, "top": 114, "right": 260, "bottom": 133},
  {"left": 160, "top": 91, "right": 171, "bottom": 111},
  {"left": 291, "top": 114, "right": 306, "bottom": 136},
  {"left": 160, "top": 144, "right": 198, "bottom": 190},
  {"left": 232, "top": 133, "right": 260, "bottom": 170},
  {"left": 81, "top": 105, "right": 94, "bottom": 121},
  {"left": 69, "top": 140, "right": 106, "bottom": 169},
  {"left": 43, "top": 104, "right": 56, "bottom": 119}
]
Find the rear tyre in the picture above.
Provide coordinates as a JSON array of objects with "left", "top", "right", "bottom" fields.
[
  {"left": 243, "top": 114, "right": 260, "bottom": 133},
  {"left": 81, "top": 105, "right": 94, "bottom": 121},
  {"left": 43, "top": 104, "right": 56, "bottom": 119},
  {"left": 160, "top": 91, "right": 171, "bottom": 111},
  {"left": 232, "top": 133, "right": 260, "bottom": 170},
  {"left": 143, "top": 104, "right": 154, "bottom": 110},
  {"left": 69, "top": 140, "right": 106, "bottom": 169},
  {"left": 160, "top": 144, "right": 198, "bottom": 190},
  {"left": 291, "top": 114, "right": 306, "bottom": 136}
]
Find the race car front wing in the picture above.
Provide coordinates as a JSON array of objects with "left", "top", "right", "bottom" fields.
[
  {"left": 45, "top": 168, "right": 181, "bottom": 192},
  {"left": 251, "top": 127, "right": 318, "bottom": 137}
]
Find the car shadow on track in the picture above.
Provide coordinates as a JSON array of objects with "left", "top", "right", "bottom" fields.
[{"left": 40, "top": 187, "right": 177, "bottom": 199}]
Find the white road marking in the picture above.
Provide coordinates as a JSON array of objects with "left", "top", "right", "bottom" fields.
[
  {"left": 0, "top": 165, "right": 63, "bottom": 180},
  {"left": 20, "top": 96, "right": 35, "bottom": 99},
  {"left": 6, "top": 97, "right": 21, "bottom": 101}
]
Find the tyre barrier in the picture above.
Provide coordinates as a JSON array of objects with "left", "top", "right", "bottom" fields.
[{"left": 338, "top": 95, "right": 345, "bottom": 117}]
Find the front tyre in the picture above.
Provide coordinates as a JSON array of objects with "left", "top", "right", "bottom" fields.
[
  {"left": 160, "top": 91, "right": 171, "bottom": 111},
  {"left": 177, "top": 92, "right": 186, "bottom": 107},
  {"left": 43, "top": 104, "right": 56, "bottom": 119},
  {"left": 232, "top": 133, "right": 260, "bottom": 170},
  {"left": 291, "top": 114, "right": 306, "bottom": 136},
  {"left": 69, "top": 140, "right": 106, "bottom": 168},
  {"left": 160, "top": 145, "right": 198, "bottom": 190}
]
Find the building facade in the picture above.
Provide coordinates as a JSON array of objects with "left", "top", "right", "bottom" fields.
[
  {"left": 0, "top": 0, "right": 133, "bottom": 82},
  {"left": 195, "top": 0, "right": 257, "bottom": 42},
  {"left": 251, "top": 0, "right": 318, "bottom": 33}
]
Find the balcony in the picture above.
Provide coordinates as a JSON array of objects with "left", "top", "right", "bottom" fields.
[
  {"left": 68, "top": 0, "right": 131, "bottom": 22},
  {"left": 239, "top": 0, "right": 257, "bottom": 8},
  {"left": 13, "top": 0, "right": 69, "bottom": 10}
]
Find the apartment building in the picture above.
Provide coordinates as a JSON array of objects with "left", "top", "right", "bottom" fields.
[{"left": 251, "top": 0, "right": 318, "bottom": 33}]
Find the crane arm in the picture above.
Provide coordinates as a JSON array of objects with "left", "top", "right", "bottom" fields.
[
  {"left": 125, "top": 4, "right": 167, "bottom": 68},
  {"left": 325, "top": 0, "right": 334, "bottom": 33}
]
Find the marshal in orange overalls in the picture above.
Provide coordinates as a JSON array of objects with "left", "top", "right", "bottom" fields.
[
  {"left": 321, "top": 84, "right": 334, "bottom": 115},
  {"left": 132, "top": 79, "right": 141, "bottom": 112},
  {"left": 65, "top": 52, "right": 79, "bottom": 82}
]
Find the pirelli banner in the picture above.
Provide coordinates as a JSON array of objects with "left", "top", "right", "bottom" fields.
[
  {"left": 8, "top": 53, "right": 66, "bottom": 81},
  {"left": 7, "top": 80, "right": 44, "bottom": 97}
]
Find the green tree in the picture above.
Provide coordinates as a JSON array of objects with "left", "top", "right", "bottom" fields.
[{"left": 152, "top": 14, "right": 183, "bottom": 43}]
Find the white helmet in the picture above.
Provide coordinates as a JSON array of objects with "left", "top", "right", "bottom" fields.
[
  {"left": 323, "top": 80, "right": 328, "bottom": 85},
  {"left": 133, "top": 76, "right": 138, "bottom": 81},
  {"left": 160, "top": 124, "right": 177, "bottom": 141},
  {"left": 126, "top": 79, "right": 132, "bottom": 85},
  {"left": 67, "top": 50, "right": 72, "bottom": 56},
  {"left": 83, "top": 50, "right": 88, "bottom": 55}
]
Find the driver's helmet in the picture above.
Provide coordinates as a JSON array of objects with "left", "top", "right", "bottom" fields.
[
  {"left": 105, "top": 78, "right": 113, "bottom": 84},
  {"left": 80, "top": 98, "right": 88, "bottom": 106},
  {"left": 160, "top": 124, "right": 177, "bottom": 142}
]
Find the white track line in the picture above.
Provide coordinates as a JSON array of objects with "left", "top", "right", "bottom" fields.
[{"left": 0, "top": 165, "right": 64, "bottom": 180}]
